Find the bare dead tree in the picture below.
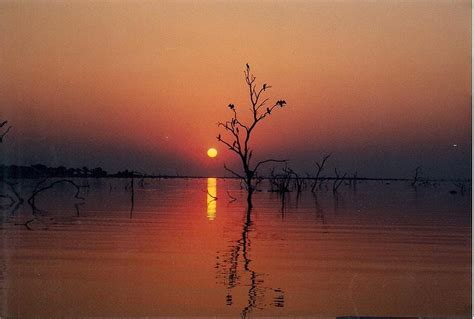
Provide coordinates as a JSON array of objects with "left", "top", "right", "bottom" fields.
[
  {"left": 0, "top": 120, "right": 12, "bottom": 143},
  {"left": 217, "top": 64, "right": 287, "bottom": 207},
  {"left": 311, "top": 154, "right": 331, "bottom": 193},
  {"left": 332, "top": 168, "right": 347, "bottom": 194}
]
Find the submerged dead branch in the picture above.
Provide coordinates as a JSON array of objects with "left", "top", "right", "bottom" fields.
[
  {"left": 27, "top": 179, "right": 85, "bottom": 208},
  {"left": 0, "top": 180, "right": 24, "bottom": 205},
  {"left": 311, "top": 154, "right": 331, "bottom": 193},
  {"left": 332, "top": 168, "right": 347, "bottom": 194}
]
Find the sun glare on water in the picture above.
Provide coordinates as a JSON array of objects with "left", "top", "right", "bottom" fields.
[{"left": 207, "top": 148, "right": 218, "bottom": 158}]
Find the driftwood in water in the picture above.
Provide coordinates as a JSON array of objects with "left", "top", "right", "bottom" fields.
[{"left": 27, "top": 179, "right": 85, "bottom": 208}]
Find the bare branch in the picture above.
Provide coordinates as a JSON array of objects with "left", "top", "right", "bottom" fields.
[
  {"left": 224, "top": 164, "right": 245, "bottom": 179},
  {"left": 217, "top": 134, "right": 240, "bottom": 155},
  {"left": 254, "top": 159, "right": 287, "bottom": 172},
  {"left": 311, "top": 153, "right": 331, "bottom": 192},
  {"left": 0, "top": 123, "right": 12, "bottom": 143},
  {"left": 332, "top": 168, "right": 347, "bottom": 194}
]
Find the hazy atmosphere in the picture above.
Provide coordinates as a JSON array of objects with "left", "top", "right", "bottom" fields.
[
  {"left": 1, "top": 2, "right": 471, "bottom": 318},
  {"left": 1, "top": 0, "right": 471, "bottom": 178}
]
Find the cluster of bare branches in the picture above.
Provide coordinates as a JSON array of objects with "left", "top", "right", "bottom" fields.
[
  {"left": 268, "top": 167, "right": 292, "bottom": 195},
  {"left": 217, "top": 64, "right": 287, "bottom": 207},
  {"left": 0, "top": 177, "right": 88, "bottom": 230},
  {"left": 266, "top": 154, "right": 351, "bottom": 197}
]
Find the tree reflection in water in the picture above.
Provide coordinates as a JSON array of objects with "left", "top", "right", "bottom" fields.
[{"left": 215, "top": 206, "right": 285, "bottom": 317}]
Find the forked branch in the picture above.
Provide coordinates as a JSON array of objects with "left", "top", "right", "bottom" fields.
[{"left": 311, "top": 154, "right": 331, "bottom": 192}]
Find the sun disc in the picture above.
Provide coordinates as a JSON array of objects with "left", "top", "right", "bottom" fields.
[{"left": 207, "top": 148, "right": 218, "bottom": 158}]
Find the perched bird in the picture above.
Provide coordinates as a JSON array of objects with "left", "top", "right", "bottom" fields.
[
  {"left": 266, "top": 107, "right": 271, "bottom": 114},
  {"left": 217, "top": 134, "right": 221, "bottom": 141},
  {"left": 263, "top": 83, "right": 267, "bottom": 90},
  {"left": 228, "top": 104, "right": 235, "bottom": 110},
  {"left": 246, "top": 63, "right": 250, "bottom": 69}
]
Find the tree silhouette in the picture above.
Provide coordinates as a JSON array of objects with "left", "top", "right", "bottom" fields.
[
  {"left": 217, "top": 64, "right": 287, "bottom": 207},
  {"left": 0, "top": 120, "right": 11, "bottom": 143}
]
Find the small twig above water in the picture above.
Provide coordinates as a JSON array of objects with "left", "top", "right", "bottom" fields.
[{"left": 227, "top": 191, "right": 237, "bottom": 203}]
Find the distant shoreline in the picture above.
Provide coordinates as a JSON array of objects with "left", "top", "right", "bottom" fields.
[{"left": 0, "top": 164, "right": 470, "bottom": 182}]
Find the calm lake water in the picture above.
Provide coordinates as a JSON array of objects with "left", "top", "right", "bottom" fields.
[{"left": 0, "top": 178, "right": 471, "bottom": 317}]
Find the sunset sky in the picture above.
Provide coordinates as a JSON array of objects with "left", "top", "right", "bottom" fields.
[{"left": 1, "top": 0, "right": 471, "bottom": 178}]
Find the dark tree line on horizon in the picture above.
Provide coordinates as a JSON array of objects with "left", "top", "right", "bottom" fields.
[{"left": 0, "top": 164, "right": 140, "bottom": 179}]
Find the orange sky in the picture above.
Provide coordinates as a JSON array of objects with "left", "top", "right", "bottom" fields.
[{"left": 0, "top": 1, "right": 471, "bottom": 178}]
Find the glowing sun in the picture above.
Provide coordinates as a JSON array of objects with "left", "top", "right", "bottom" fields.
[{"left": 207, "top": 148, "right": 218, "bottom": 158}]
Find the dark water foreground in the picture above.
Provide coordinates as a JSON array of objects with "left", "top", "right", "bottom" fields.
[{"left": 0, "top": 178, "right": 471, "bottom": 317}]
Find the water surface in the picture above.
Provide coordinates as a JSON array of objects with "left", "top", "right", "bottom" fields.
[{"left": 0, "top": 178, "right": 471, "bottom": 317}]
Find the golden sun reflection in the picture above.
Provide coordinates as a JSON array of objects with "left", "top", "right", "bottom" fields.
[{"left": 207, "top": 178, "right": 217, "bottom": 221}]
